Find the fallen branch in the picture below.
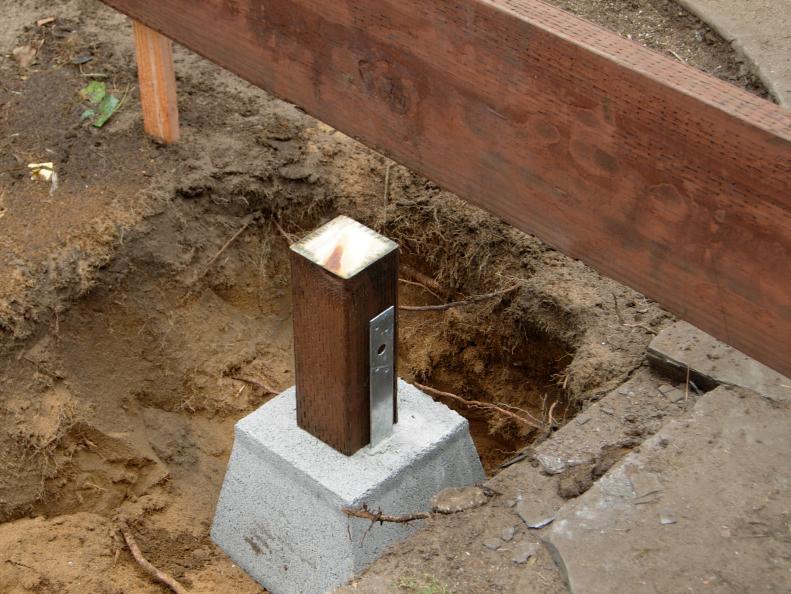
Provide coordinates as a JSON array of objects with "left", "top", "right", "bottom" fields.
[
  {"left": 400, "top": 284, "right": 519, "bottom": 312},
  {"left": 342, "top": 503, "right": 429, "bottom": 524},
  {"left": 231, "top": 375, "right": 278, "bottom": 394},
  {"left": 120, "top": 523, "right": 189, "bottom": 594},
  {"left": 414, "top": 382, "right": 543, "bottom": 430}
]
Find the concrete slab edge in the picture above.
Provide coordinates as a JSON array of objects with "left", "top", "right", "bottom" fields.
[{"left": 674, "top": 0, "right": 788, "bottom": 106}]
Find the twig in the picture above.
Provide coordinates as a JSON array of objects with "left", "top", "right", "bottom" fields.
[
  {"left": 231, "top": 375, "right": 278, "bottom": 394},
  {"left": 398, "top": 277, "right": 444, "bottom": 301},
  {"left": 400, "top": 284, "right": 519, "bottom": 312},
  {"left": 414, "top": 382, "right": 543, "bottom": 430},
  {"left": 343, "top": 504, "right": 430, "bottom": 524},
  {"left": 196, "top": 216, "right": 252, "bottom": 281},
  {"left": 611, "top": 294, "right": 658, "bottom": 334},
  {"left": 119, "top": 523, "right": 189, "bottom": 594},
  {"left": 272, "top": 218, "right": 299, "bottom": 244},
  {"left": 546, "top": 400, "right": 558, "bottom": 430},
  {"left": 383, "top": 163, "right": 393, "bottom": 208}
]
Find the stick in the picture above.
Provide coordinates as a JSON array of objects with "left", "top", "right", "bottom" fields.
[
  {"left": 231, "top": 375, "right": 278, "bottom": 394},
  {"left": 272, "top": 218, "right": 296, "bottom": 243},
  {"left": 342, "top": 504, "right": 429, "bottom": 524},
  {"left": 196, "top": 217, "right": 252, "bottom": 281},
  {"left": 400, "top": 284, "right": 519, "bottom": 312},
  {"left": 414, "top": 382, "right": 544, "bottom": 430},
  {"left": 120, "top": 523, "right": 189, "bottom": 594},
  {"left": 398, "top": 277, "right": 444, "bottom": 301}
]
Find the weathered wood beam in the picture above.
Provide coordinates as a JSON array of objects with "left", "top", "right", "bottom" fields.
[
  {"left": 102, "top": 0, "right": 791, "bottom": 376},
  {"left": 132, "top": 20, "right": 179, "bottom": 143}
]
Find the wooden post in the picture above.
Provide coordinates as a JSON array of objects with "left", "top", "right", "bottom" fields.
[
  {"left": 132, "top": 20, "right": 180, "bottom": 143},
  {"left": 290, "top": 216, "right": 399, "bottom": 455}
]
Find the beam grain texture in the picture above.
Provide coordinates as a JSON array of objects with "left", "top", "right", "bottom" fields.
[{"left": 101, "top": 0, "right": 791, "bottom": 375}]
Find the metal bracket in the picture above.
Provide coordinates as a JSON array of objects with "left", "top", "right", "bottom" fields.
[{"left": 369, "top": 306, "right": 395, "bottom": 447}]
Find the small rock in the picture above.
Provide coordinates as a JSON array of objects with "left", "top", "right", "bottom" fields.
[
  {"left": 536, "top": 453, "right": 566, "bottom": 475},
  {"left": 575, "top": 416, "right": 591, "bottom": 426},
  {"left": 659, "top": 510, "right": 678, "bottom": 525},
  {"left": 12, "top": 44, "right": 38, "bottom": 69},
  {"left": 483, "top": 537, "right": 502, "bottom": 551},
  {"left": 511, "top": 542, "right": 540, "bottom": 564},
  {"left": 617, "top": 386, "right": 630, "bottom": 396},
  {"left": 600, "top": 406, "right": 615, "bottom": 416},
  {"left": 515, "top": 501, "right": 555, "bottom": 529},
  {"left": 657, "top": 384, "right": 675, "bottom": 395},
  {"left": 629, "top": 471, "right": 664, "bottom": 500},
  {"left": 431, "top": 486, "right": 489, "bottom": 514},
  {"left": 667, "top": 388, "right": 685, "bottom": 403},
  {"left": 500, "top": 525, "right": 516, "bottom": 542}
]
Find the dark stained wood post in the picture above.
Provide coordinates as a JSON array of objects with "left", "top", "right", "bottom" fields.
[{"left": 290, "top": 216, "right": 399, "bottom": 455}]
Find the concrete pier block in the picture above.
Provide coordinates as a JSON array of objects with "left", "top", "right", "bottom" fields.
[{"left": 211, "top": 380, "right": 485, "bottom": 594}]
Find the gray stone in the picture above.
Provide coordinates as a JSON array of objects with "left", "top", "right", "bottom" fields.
[
  {"left": 546, "top": 385, "right": 791, "bottom": 593},
  {"left": 431, "top": 485, "right": 489, "bottom": 514},
  {"left": 536, "top": 453, "right": 566, "bottom": 475},
  {"left": 659, "top": 510, "right": 677, "bottom": 525},
  {"left": 516, "top": 501, "right": 555, "bottom": 529},
  {"left": 500, "top": 525, "right": 516, "bottom": 542},
  {"left": 511, "top": 542, "right": 540, "bottom": 564},
  {"left": 483, "top": 537, "right": 503, "bottom": 551},
  {"left": 211, "top": 380, "right": 485, "bottom": 594},
  {"left": 647, "top": 321, "right": 790, "bottom": 402}
]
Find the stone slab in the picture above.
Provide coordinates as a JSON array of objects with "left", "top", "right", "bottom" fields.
[
  {"left": 647, "top": 320, "right": 790, "bottom": 402},
  {"left": 211, "top": 379, "right": 485, "bottom": 594},
  {"left": 545, "top": 385, "right": 791, "bottom": 593},
  {"left": 676, "top": 0, "right": 791, "bottom": 106}
]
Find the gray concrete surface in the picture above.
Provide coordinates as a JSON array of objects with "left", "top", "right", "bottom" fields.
[
  {"left": 676, "top": 0, "right": 791, "bottom": 106},
  {"left": 211, "top": 380, "right": 485, "bottom": 594},
  {"left": 545, "top": 384, "right": 791, "bottom": 593},
  {"left": 648, "top": 320, "right": 790, "bottom": 402}
]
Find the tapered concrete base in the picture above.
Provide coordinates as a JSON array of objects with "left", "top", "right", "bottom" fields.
[{"left": 211, "top": 379, "right": 484, "bottom": 594}]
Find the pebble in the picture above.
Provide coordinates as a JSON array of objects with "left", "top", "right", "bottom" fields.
[
  {"left": 667, "top": 388, "right": 685, "bottom": 403},
  {"left": 516, "top": 501, "right": 555, "bottom": 529},
  {"left": 483, "top": 538, "right": 502, "bottom": 551},
  {"left": 500, "top": 525, "right": 516, "bottom": 542},
  {"left": 511, "top": 542, "right": 540, "bottom": 564},
  {"left": 617, "top": 386, "right": 630, "bottom": 396},
  {"left": 659, "top": 510, "right": 678, "bottom": 525},
  {"left": 536, "top": 453, "right": 566, "bottom": 475},
  {"left": 431, "top": 486, "right": 489, "bottom": 514},
  {"left": 576, "top": 416, "right": 591, "bottom": 426},
  {"left": 657, "top": 384, "right": 675, "bottom": 395},
  {"left": 600, "top": 406, "right": 615, "bottom": 416}
]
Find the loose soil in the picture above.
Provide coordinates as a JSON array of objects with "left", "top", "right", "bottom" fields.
[{"left": 0, "top": 0, "right": 768, "bottom": 592}]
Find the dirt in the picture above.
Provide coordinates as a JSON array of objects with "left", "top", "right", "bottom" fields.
[{"left": 0, "top": 0, "right": 769, "bottom": 592}]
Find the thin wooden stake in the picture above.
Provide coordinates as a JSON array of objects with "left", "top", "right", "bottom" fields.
[{"left": 133, "top": 20, "right": 179, "bottom": 143}]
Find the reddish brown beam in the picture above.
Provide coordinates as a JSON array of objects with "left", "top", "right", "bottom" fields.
[
  {"left": 133, "top": 20, "right": 179, "bottom": 143},
  {"left": 102, "top": 0, "right": 791, "bottom": 376}
]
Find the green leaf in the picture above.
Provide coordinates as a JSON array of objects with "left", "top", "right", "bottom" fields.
[
  {"left": 79, "top": 80, "right": 106, "bottom": 104},
  {"left": 92, "top": 94, "right": 120, "bottom": 128}
]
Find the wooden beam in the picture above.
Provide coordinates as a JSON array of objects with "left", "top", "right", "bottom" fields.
[
  {"left": 103, "top": 0, "right": 791, "bottom": 377},
  {"left": 132, "top": 20, "right": 179, "bottom": 143}
]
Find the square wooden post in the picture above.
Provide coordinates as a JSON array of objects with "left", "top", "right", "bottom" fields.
[
  {"left": 132, "top": 20, "right": 180, "bottom": 143},
  {"left": 290, "top": 216, "right": 399, "bottom": 455}
]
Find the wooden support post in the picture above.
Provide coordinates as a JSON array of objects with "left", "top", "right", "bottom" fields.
[
  {"left": 289, "top": 216, "right": 399, "bottom": 456},
  {"left": 132, "top": 20, "right": 179, "bottom": 144}
]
